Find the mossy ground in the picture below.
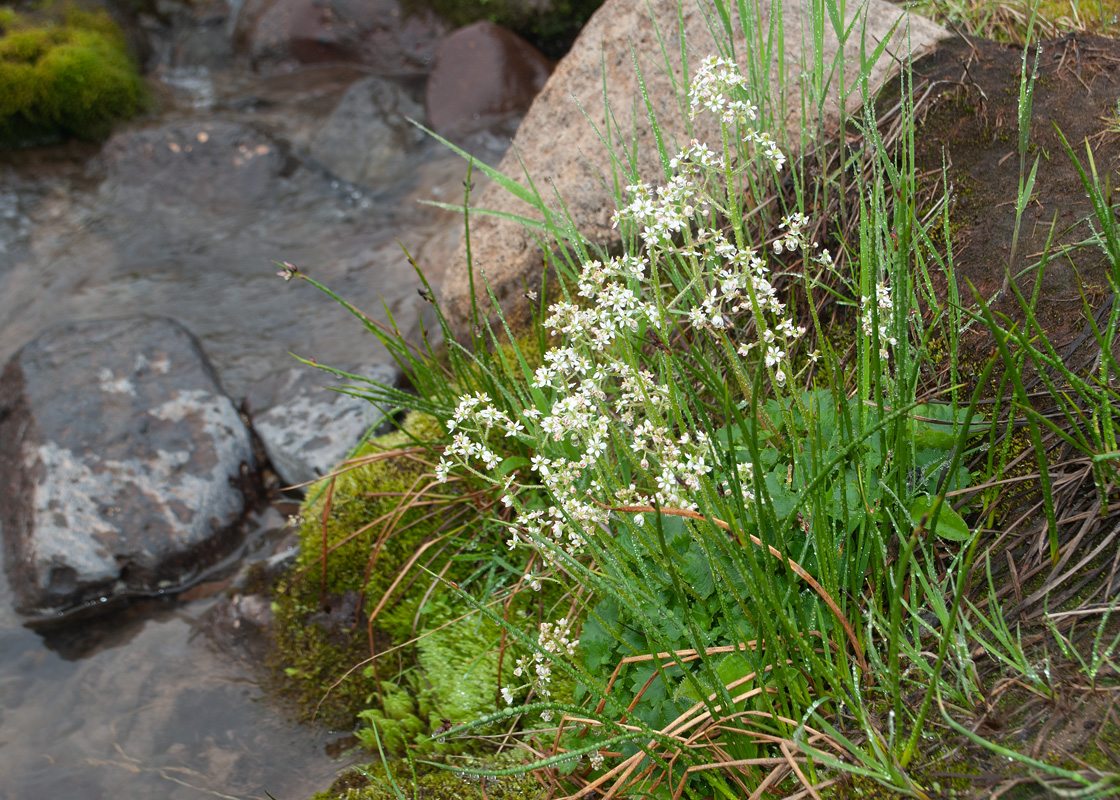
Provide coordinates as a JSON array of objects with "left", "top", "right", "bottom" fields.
[
  {"left": 310, "top": 753, "right": 543, "bottom": 800},
  {"left": 0, "top": 2, "right": 147, "bottom": 147},
  {"left": 272, "top": 405, "right": 567, "bottom": 760}
]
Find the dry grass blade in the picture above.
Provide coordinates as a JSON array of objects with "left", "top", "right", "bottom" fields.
[{"left": 557, "top": 641, "right": 843, "bottom": 800}]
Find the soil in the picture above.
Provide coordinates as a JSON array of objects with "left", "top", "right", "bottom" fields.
[{"left": 907, "top": 33, "right": 1120, "bottom": 373}]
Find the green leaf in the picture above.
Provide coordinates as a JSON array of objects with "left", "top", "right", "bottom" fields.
[
  {"left": 683, "top": 546, "right": 715, "bottom": 600},
  {"left": 910, "top": 403, "right": 985, "bottom": 450},
  {"left": 582, "top": 599, "right": 619, "bottom": 673},
  {"left": 498, "top": 456, "right": 530, "bottom": 476},
  {"left": 910, "top": 495, "right": 972, "bottom": 542},
  {"left": 764, "top": 470, "right": 798, "bottom": 521}
]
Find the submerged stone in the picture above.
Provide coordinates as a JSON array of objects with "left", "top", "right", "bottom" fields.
[
  {"left": 309, "top": 77, "right": 426, "bottom": 187},
  {"left": 235, "top": 0, "right": 447, "bottom": 74},
  {"left": 0, "top": 317, "right": 256, "bottom": 615}
]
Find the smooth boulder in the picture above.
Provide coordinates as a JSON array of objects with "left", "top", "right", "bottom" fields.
[
  {"left": 439, "top": 0, "right": 946, "bottom": 335},
  {"left": 0, "top": 318, "right": 256, "bottom": 615},
  {"left": 426, "top": 21, "right": 553, "bottom": 137}
]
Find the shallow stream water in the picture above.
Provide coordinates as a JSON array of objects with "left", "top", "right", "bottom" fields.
[{"left": 0, "top": 57, "right": 510, "bottom": 800}]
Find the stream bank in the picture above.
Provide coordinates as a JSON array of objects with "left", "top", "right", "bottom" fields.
[{"left": 0, "top": 0, "right": 578, "bottom": 796}]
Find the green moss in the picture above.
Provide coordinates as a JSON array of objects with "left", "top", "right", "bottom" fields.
[
  {"left": 272, "top": 412, "right": 453, "bottom": 729},
  {"left": 293, "top": 410, "right": 447, "bottom": 601},
  {"left": 272, "top": 409, "right": 562, "bottom": 757},
  {"left": 310, "top": 753, "right": 541, "bottom": 800},
  {"left": 416, "top": 604, "right": 507, "bottom": 724},
  {"left": 0, "top": 3, "right": 147, "bottom": 146}
]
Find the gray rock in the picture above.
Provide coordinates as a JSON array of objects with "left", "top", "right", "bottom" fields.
[
  {"left": 101, "top": 120, "right": 292, "bottom": 211},
  {"left": 249, "top": 363, "right": 397, "bottom": 488},
  {"left": 439, "top": 0, "right": 946, "bottom": 336},
  {"left": 309, "top": 77, "right": 426, "bottom": 187},
  {"left": 0, "top": 318, "right": 256, "bottom": 615}
]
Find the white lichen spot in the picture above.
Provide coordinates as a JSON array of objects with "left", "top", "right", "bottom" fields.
[{"left": 98, "top": 368, "right": 136, "bottom": 396}]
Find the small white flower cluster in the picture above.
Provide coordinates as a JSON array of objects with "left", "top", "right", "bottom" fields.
[
  {"left": 689, "top": 55, "right": 785, "bottom": 171},
  {"left": 860, "top": 280, "right": 898, "bottom": 360},
  {"left": 721, "top": 460, "right": 756, "bottom": 504},
  {"left": 690, "top": 55, "right": 754, "bottom": 126},
  {"left": 773, "top": 212, "right": 809, "bottom": 254},
  {"left": 434, "top": 57, "right": 820, "bottom": 730},
  {"left": 502, "top": 618, "right": 579, "bottom": 722},
  {"left": 612, "top": 177, "right": 705, "bottom": 250},
  {"left": 631, "top": 422, "right": 714, "bottom": 511},
  {"left": 436, "top": 391, "right": 525, "bottom": 481},
  {"left": 589, "top": 749, "right": 605, "bottom": 771},
  {"left": 540, "top": 255, "right": 658, "bottom": 354}
]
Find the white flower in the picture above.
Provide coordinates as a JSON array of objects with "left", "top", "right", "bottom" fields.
[{"left": 501, "top": 686, "right": 515, "bottom": 705}]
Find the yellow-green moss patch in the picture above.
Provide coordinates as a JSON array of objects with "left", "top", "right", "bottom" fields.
[
  {"left": 311, "top": 752, "right": 543, "bottom": 800},
  {"left": 0, "top": 3, "right": 147, "bottom": 146}
]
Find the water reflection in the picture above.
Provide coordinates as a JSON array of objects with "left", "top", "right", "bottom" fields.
[{"left": 0, "top": 563, "right": 351, "bottom": 800}]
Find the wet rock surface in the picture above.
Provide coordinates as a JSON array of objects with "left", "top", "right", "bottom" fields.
[
  {"left": 0, "top": 71, "right": 486, "bottom": 400},
  {"left": 235, "top": 0, "right": 447, "bottom": 73},
  {"left": 248, "top": 363, "right": 398, "bottom": 487},
  {"left": 0, "top": 506, "right": 347, "bottom": 800},
  {"left": 0, "top": 2, "right": 541, "bottom": 797},
  {"left": 426, "top": 21, "right": 553, "bottom": 137},
  {"left": 102, "top": 119, "right": 295, "bottom": 209},
  {"left": 310, "top": 77, "right": 427, "bottom": 186},
  {"left": 438, "top": 0, "right": 946, "bottom": 336},
  {"left": 0, "top": 317, "right": 255, "bottom": 615}
]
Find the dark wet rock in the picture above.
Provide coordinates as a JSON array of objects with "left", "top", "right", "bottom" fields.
[
  {"left": 426, "top": 21, "right": 552, "bottom": 137},
  {"left": 235, "top": 0, "right": 447, "bottom": 74},
  {"left": 0, "top": 317, "right": 256, "bottom": 615},
  {"left": 101, "top": 120, "right": 293, "bottom": 211},
  {"left": 309, "top": 78, "right": 426, "bottom": 186},
  {"left": 248, "top": 363, "right": 397, "bottom": 487},
  {"left": 142, "top": 0, "right": 238, "bottom": 70}
]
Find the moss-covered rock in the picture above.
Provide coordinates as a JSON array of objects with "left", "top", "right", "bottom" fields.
[
  {"left": 272, "top": 411, "right": 455, "bottom": 729},
  {"left": 0, "top": 3, "right": 147, "bottom": 146},
  {"left": 273, "top": 329, "right": 570, "bottom": 768}
]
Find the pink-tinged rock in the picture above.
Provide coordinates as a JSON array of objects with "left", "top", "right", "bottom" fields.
[
  {"left": 438, "top": 0, "right": 946, "bottom": 338},
  {"left": 236, "top": 0, "right": 447, "bottom": 74},
  {"left": 426, "top": 21, "right": 552, "bottom": 137}
]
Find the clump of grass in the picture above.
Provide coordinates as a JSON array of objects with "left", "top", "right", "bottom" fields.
[
  {"left": 284, "top": 0, "right": 1120, "bottom": 796},
  {"left": 908, "top": 0, "right": 1120, "bottom": 41},
  {"left": 0, "top": 3, "right": 147, "bottom": 147}
]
